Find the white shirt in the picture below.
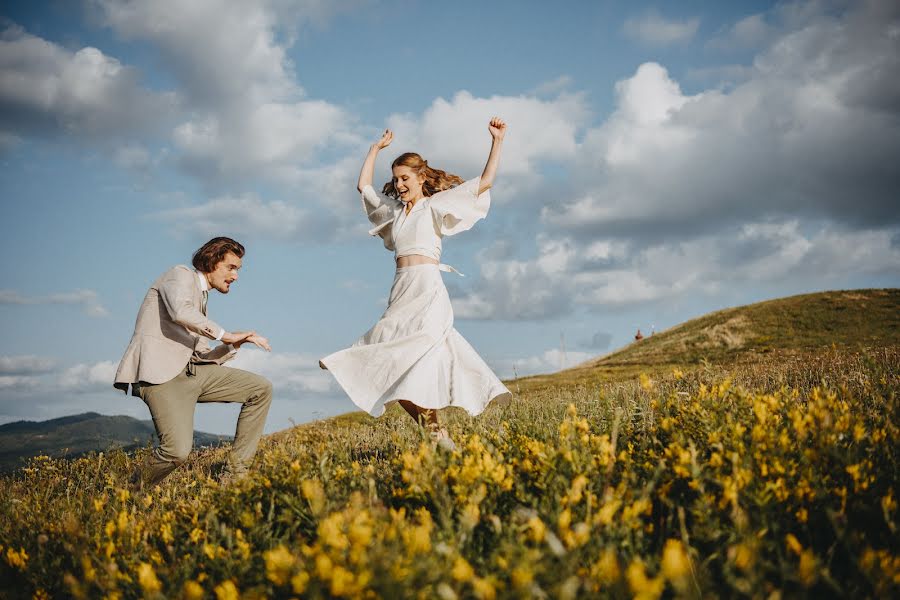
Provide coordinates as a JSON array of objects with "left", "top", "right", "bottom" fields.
[{"left": 361, "top": 177, "right": 491, "bottom": 268}]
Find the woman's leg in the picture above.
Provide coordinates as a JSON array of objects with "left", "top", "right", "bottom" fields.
[
  {"left": 397, "top": 400, "right": 456, "bottom": 451},
  {"left": 398, "top": 400, "right": 439, "bottom": 430}
]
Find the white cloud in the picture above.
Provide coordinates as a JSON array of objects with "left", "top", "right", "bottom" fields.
[
  {"left": 0, "top": 289, "right": 109, "bottom": 317},
  {"left": 385, "top": 90, "right": 590, "bottom": 182},
  {"left": 456, "top": 222, "right": 900, "bottom": 320},
  {"left": 229, "top": 349, "right": 335, "bottom": 395},
  {"left": 152, "top": 193, "right": 320, "bottom": 241},
  {"left": 172, "top": 100, "right": 356, "bottom": 181},
  {"left": 530, "top": 75, "right": 573, "bottom": 97},
  {"left": 58, "top": 360, "right": 119, "bottom": 392},
  {"left": 491, "top": 348, "right": 593, "bottom": 379},
  {"left": 0, "top": 25, "right": 176, "bottom": 140},
  {"left": 0, "top": 355, "right": 56, "bottom": 376},
  {"left": 624, "top": 10, "right": 700, "bottom": 46},
  {"left": 91, "top": 0, "right": 361, "bottom": 185},
  {"left": 548, "top": 2, "right": 900, "bottom": 239}
]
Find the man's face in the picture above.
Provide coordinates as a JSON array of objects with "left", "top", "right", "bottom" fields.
[{"left": 206, "top": 252, "right": 242, "bottom": 294}]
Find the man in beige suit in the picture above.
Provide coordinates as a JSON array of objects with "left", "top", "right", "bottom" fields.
[{"left": 114, "top": 237, "right": 273, "bottom": 487}]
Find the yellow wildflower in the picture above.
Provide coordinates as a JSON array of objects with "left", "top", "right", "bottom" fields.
[
  {"left": 626, "top": 559, "right": 664, "bottom": 600},
  {"left": 511, "top": 566, "right": 533, "bottom": 589},
  {"left": 661, "top": 539, "right": 691, "bottom": 582},
  {"left": 798, "top": 549, "right": 818, "bottom": 586},
  {"left": 183, "top": 581, "right": 204, "bottom": 600},
  {"left": 136, "top": 562, "right": 161, "bottom": 594},
  {"left": 5, "top": 547, "right": 29, "bottom": 570},
  {"left": 785, "top": 533, "right": 803, "bottom": 556},
  {"left": 451, "top": 557, "right": 475, "bottom": 582},
  {"left": 301, "top": 479, "right": 326, "bottom": 515},
  {"left": 472, "top": 576, "right": 496, "bottom": 600},
  {"left": 213, "top": 580, "right": 239, "bottom": 600},
  {"left": 592, "top": 548, "right": 620, "bottom": 584},
  {"left": 527, "top": 516, "right": 546, "bottom": 542},
  {"left": 461, "top": 503, "right": 481, "bottom": 531},
  {"left": 264, "top": 545, "right": 296, "bottom": 586}
]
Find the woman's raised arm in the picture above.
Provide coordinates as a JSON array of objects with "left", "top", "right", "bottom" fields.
[
  {"left": 357, "top": 129, "right": 393, "bottom": 193},
  {"left": 478, "top": 117, "right": 506, "bottom": 195}
]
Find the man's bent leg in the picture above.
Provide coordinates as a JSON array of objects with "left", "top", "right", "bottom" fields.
[
  {"left": 195, "top": 365, "right": 273, "bottom": 479},
  {"left": 138, "top": 370, "right": 200, "bottom": 487}
]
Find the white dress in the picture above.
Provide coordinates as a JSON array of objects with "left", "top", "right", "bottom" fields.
[{"left": 320, "top": 177, "right": 512, "bottom": 417}]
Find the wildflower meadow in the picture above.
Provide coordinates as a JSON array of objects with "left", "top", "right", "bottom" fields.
[{"left": 1, "top": 293, "right": 898, "bottom": 599}]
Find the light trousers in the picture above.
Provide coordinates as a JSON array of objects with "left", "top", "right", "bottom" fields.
[{"left": 135, "top": 363, "right": 272, "bottom": 487}]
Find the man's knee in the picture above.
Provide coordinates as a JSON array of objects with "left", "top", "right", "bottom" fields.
[
  {"left": 253, "top": 376, "right": 273, "bottom": 403},
  {"left": 159, "top": 441, "right": 192, "bottom": 465}
]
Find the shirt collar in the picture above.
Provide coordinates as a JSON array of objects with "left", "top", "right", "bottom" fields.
[{"left": 195, "top": 270, "right": 209, "bottom": 292}]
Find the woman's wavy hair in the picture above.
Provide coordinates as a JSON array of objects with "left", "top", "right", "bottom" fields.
[
  {"left": 192, "top": 237, "right": 245, "bottom": 273},
  {"left": 382, "top": 152, "right": 464, "bottom": 199}
]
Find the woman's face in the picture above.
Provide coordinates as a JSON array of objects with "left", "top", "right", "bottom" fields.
[{"left": 392, "top": 165, "right": 425, "bottom": 202}]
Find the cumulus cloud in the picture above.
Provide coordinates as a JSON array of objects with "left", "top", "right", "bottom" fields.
[
  {"left": 0, "top": 25, "right": 176, "bottom": 140},
  {"left": 623, "top": 10, "right": 700, "bottom": 46},
  {"left": 551, "top": 3, "right": 900, "bottom": 241},
  {"left": 386, "top": 90, "right": 590, "bottom": 183},
  {"left": 456, "top": 221, "right": 900, "bottom": 321},
  {"left": 58, "top": 360, "right": 119, "bottom": 392},
  {"left": 91, "top": 0, "right": 361, "bottom": 185},
  {"left": 0, "top": 289, "right": 109, "bottom": 317}
]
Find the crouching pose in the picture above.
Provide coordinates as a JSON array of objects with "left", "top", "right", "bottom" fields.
[
  {"left": 319, "top": 118, "right": 513, "bottom": 449},
  {"left": 114, "top": 237, "right": 273, "bottom": 487}
]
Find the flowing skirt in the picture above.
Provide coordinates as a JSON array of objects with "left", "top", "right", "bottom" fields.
[{"left": 320, "top": 264, "right": 512, "bottom": 416}]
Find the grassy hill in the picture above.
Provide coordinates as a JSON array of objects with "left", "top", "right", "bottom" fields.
[
  {"left": 0, "top": 412, "right": 229, "bottom": 473},
  {"left": 513, "top": 288, "right": 900, "bottom": 394},
  {"left": 0, "top": 290, "right": 897, "bottom": 599}
]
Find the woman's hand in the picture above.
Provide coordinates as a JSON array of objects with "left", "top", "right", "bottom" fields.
[
  {"left": 488, "top": 117, "right": 506, "bottom": 141},
  {"left": 374, "top": 129, "right": 393, "bottom": 150}
]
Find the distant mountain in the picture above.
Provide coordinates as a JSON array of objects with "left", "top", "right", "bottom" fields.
[{"left": 0, "top": 412, "right": 229, "bottom": 473}]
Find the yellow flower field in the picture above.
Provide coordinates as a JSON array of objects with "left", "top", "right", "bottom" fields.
[{"left": 1, "top": 346, "right": 897, "bottom": 598}]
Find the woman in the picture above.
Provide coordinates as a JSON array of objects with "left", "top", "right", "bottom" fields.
[{"left": 319, "top": 117, "right": 512, "bottom": 448}]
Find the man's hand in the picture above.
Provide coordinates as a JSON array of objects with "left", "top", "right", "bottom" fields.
[
  {"left": 236, "top": 334, "right": 271, "bottom": 352},
  {"left": 222, "top": 330, "right": 255, "bottom": 345}
]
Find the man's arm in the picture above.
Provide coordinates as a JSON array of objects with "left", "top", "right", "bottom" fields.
[{"left": 157, "top": 267, "right": 226, "bottom": 339}]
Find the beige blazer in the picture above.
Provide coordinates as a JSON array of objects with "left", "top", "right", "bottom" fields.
[{"left": 114, "top": 265, "right": 236, "bottom": 392}]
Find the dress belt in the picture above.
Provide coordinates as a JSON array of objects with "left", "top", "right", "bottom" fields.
[{"left": 439, "top": 263, "right": 465, "bottom": 276}]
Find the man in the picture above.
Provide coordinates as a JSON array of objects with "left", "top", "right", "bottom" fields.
[{"left": 114, "top": 237, "right": 273, "bottom": 487}]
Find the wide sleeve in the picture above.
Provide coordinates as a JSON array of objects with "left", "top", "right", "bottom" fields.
[
  {"left": 361, "top": 185, "right": 400, "bottom": 250},
  {"left": 428, "top": 176, "right": 491, "bottom": 237}
]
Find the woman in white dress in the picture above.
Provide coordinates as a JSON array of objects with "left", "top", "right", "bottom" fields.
[{"left": 320, "top": 118, "right": 513, "bottom": 448}]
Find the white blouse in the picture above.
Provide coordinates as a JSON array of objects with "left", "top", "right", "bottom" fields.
[{"left": 361, "top": 177, "right": 491, "bottom": 270}]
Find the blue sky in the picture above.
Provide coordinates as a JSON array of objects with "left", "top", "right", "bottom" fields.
[{"left": 1, "top": 0, "right": 898, "bottom": 434}]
